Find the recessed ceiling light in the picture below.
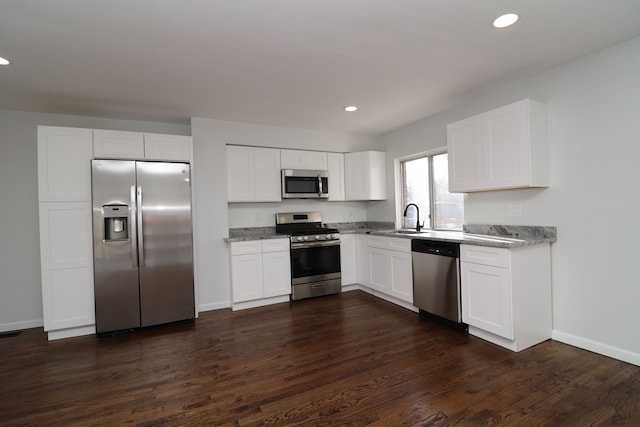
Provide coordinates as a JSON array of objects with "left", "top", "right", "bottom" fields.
[
  {"left": 0, "top": 56, "right": 10, "bottom": 65},
  {"left": 344, "top": 106, "right": 358, "bottom": 112},
  {"left": 492, "top": 13, "right": 519, "bottom": 29}
]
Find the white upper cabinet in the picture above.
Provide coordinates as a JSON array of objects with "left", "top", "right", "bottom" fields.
[
  {"left": 281, "top": 149, "right": 328, "bottom": 170},
  {"left": 38, "top": 126, "right": 94, "bottom": 202},
  {"left": 93, "top": 130, "right": 192, "bottom": 161},
  {"left": 327, "top": 152, "right": 346, "bottom": 201},
  {"left": 447, "top": 99, "right": 549, "bottom": 192},
  {"left": 143, "top": 133, "right": 192, "bottom": 161},
  {"left": 344, "top": 151, "right": 387, "bottom": 201},
  {"left": 93, "top": 130, "right": 144, "bottom": 159},
  {"left": 226, "top": 145, "right": 281, "bottom": 202}
]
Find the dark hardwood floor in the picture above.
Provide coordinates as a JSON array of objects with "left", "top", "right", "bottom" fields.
[{"left": 1, "top": 291, "right": 639, "bottom": 426}]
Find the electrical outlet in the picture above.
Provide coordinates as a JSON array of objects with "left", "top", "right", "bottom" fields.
[{"left": 508, "top": 204, "right": 523, "bottom": 217}]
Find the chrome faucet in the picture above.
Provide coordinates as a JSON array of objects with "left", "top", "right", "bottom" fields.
[{"left": 403, "top": 203, "right": 424, "bottom": 232}]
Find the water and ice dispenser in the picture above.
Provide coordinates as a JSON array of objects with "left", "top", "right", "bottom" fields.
[{"left": 103, "top": 205, "right": 129, "bottom": 241}]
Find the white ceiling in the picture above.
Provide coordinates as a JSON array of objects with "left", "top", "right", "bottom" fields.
[{"left": 1, "top": 1, "right": 640, "bottom": 135}]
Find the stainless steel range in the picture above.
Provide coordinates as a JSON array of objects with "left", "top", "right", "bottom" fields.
[{"left": 275, "top": 212, "right": 341, "bottom": 300}]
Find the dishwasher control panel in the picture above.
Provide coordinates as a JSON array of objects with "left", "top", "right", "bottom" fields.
[{"left": 411, "top": 239, "right": 460, "bottom": 257}]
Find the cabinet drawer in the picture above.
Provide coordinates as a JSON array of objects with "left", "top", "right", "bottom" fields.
[
  {"left": 460, "top": 244, "right": 510, "bottom": 268},
  {"left": 261, "top": 238, "right": 290, "bottom": 253},
  {"left": 388, "top": 237, "right": 411, "bottom": 252},
  {"left": 230, "top": 241, "right": 262, "bottom": 255},
  {"left": 367, "top": 236, "right": 410, "bottom": 252}
]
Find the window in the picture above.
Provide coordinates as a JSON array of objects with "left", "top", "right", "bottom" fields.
[{"left": 400, "top": 152, "right": 464, "bottom": 231}]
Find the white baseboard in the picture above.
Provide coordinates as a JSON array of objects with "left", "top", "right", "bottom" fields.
[
  {"left": 198, "top": 300, "right": 231, "bottom": 312},
  {"left": 0, "top": 318, "right": 44, "bottom": 333},
  {"left": 232, "top": 295, "right": 289, "bottom": 311},
  {"left": 349, "top": 284, "right": 419, "bottom": 313},
  {"left": 47, "top": 325, "right": 96, "bottom": 341},
  {"left": 552, "top": 330, "right": 640, "bottom": 367}
]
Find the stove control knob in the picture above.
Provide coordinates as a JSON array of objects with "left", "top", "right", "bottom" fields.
[
  {"left": 297, "top": 236, "right": 304, "bottom": 242},
  {"left": 331, "top": 233, "right": 340, "bottom": 239},
  {"left": 314, "top": 235, "right": 321, "bottom": 240},
  {"left": 303, "top": 235, "right": 310, "bottom": 241}
]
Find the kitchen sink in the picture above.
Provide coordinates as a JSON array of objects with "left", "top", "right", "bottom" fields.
[
  {"left": 390, "top": 229, "right": 419, "bottom": 234},
  {"left": 388, "top": 229, "right": 437, "bottom": 236}
]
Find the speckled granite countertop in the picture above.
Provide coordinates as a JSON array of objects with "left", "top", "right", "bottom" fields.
[{"left": 226, "top": 223, "right": 557, "bottom": 248}]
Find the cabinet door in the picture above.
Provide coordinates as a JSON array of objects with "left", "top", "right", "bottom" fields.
[
  {"left": 144, "top": 133, "right": 191, "bottom": 161},
  {"left": 93, "top": 129, "right": 144, "bottom": 159},
  {"left": 344, "top": 151, "right": 386, "bottom": 200},
  {"left": 262, "top": 251, "right": 291, "bottom": 297},
  {"left": 281, "top": 149, "right": 328, "bottom": 170},
  {"left": 461, "top": 261, "right": 513, "bottom": 339},
  {"left": 254, "top": 147, "right": 282, "bottom": 202},
  {"left": 367, "top": 151, "right": 387, "bottom": 200},
  {"left": 483, "top": 101, "right": 530, "bottom": 188},
  {"left": 389, "top": 250, "right": 413, "bottom": 303},
  {"left": 226, "top": 146, "right": 256, "bottom": 202},
  {"left": 231, "top": 253, "right": 263, "bottom": 302},
  {"left": 340, "top": 234, "right": 357, "bottom": 286},
  {"left": 327, "top": 152, "right": 345, "bottom": 201},
  {"left": 344, "top": 151, "right": 367, "bottom": 200},
  {"left": 37, "top": 126, "right": 94, "bottom": 202},
  {"left": 39, "top": 202, "right": 95, "bottom": 331},
  {"left": 368, "top": 247, "right": 390, "bottom": 292},
  {"left": 447, "top": 115, "right": 484, "bottom": 192},
  {"left": 355, "top": 235, "right": 371, "bottom": 285}
]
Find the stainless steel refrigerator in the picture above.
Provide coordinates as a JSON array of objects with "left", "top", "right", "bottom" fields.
[{"left": 91, "top": 160, "right": 195, "bottom": 333}]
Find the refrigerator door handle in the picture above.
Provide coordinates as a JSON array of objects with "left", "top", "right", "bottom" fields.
[
  {"left": 130, "top": 185, "right": 138, "bottom": 267},
  {"left": 137, "top": 185, "right": 145, "bottom": 267}
]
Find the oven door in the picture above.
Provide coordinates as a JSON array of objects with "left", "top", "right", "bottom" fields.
[{"left": 290, "top": 241, "right": 341, "bottom": 285}]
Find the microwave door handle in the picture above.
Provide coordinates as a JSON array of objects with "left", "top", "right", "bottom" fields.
[{"left": 318, "top": 174, "right": 322, "bottom": 197}]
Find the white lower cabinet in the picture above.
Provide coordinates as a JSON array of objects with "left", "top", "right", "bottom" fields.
[
  {"left": 340, "top": 234, "right": 357, "bottom": 286},
  {"left": 355, "top": 234, "right": 371, "bottom": 286},
  {"left": 261, "top": 248, "right": 292, "bottom": 297},
  {"left": 356, "top": 235, "right": 414, "bottom": 308},
  {"left": 39, "top": 202, "right": 95, "bottom": 338},
  {"left": 230, "top": 239, "right": 291, "bottom": 309},
  {"left": 460, "top": 243, "right": 551, "bottom": 351},
  {"left": 461, "top": 261, "right": 512, "bottom": 339}
]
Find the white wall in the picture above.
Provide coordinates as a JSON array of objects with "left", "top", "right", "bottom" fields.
[
  {"left": 0, "top": 110, "right": 190, "bottom": 332},
  {"left": 376, "top": 36, "right": 640, "bottom": 365},
  {"left": 190, "top": 118, "right": 376, "bottom": 310}
]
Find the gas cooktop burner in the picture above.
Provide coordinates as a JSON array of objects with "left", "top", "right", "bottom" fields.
[
  {"left": 275, "top": 212, "right": 340, "bottom": 243},
  {"left": 288, "top": 227, "right": 340, "bottom": 236}
]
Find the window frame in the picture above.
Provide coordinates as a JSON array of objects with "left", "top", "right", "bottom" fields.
[{"left": 395, "top": 147, "right": 462, "bottom": 231}]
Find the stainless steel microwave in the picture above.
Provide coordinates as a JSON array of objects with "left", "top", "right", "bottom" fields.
[{"left": 281, "top": 169, "right": 329, "bottom": 199}]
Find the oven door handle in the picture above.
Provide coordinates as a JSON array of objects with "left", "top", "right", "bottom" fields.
[{"left": 290, "top": 240, "right": 341, "bottom": 249}]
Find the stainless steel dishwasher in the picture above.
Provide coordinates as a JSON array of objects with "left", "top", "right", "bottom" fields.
[{"left": 412, "top": 239, "right": 466, "bottom": 329}]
